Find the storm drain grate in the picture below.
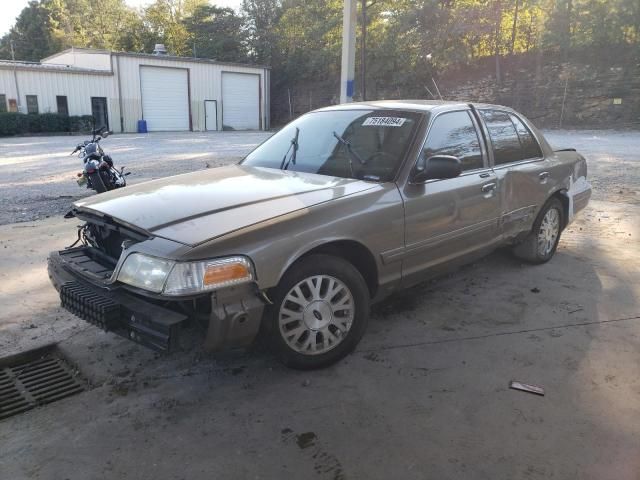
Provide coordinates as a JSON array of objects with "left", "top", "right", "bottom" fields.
[{"left": 0, "top": 344, "right": 86, "bottom": 421}]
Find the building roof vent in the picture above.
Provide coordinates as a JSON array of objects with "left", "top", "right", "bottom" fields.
[{"left": 153, "top": 44, "right": 168, "bottom": 55}]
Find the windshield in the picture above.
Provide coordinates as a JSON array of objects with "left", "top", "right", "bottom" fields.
[{"left": 242, "top": 110, "right": 423, "bottom": 182}]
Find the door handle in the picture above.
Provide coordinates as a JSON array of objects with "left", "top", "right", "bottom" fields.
[
  {"left": 539, "top": 171, "right": 550, "bottom": 181},
  {"left": 481, "top": 182, "right": 497, "bottom": 193},
  {"left": 479, "top": 172, "right": 491, "bottom": 178}
]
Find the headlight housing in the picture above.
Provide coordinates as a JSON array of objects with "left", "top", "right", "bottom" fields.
[
  {"left": 164, "top": 257, "right": 253, "bottom": 295},
  {"left": 117, "top": 254, "right": 254, "bottom": 296},
  {"left": 117, "top": 253, "right": 174, "bottom": 293}
]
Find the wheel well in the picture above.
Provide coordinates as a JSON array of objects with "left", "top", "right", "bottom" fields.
[
  {"left": 552, "top": 190, "right": 570, "bottom": 229},
  {"left": 298, "top": 241, "right": 378, "bottom": 298}
]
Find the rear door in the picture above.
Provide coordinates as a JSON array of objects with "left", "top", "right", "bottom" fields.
[
  {"left": 400, "top": 109, "right": 502, "bottom": 285},
  {"left": 477, "top": 109, "right": 549, "bottom": 237}
]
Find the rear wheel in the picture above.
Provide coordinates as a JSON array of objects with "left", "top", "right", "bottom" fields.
[
  {"left": 267, "top": 254, "right": 370, "bottom": 369},
  {"left": 88, "top": 171, "right": 107, "bottom": 193},
  {"left": 512, "top": 197, "right": 564, "bottom": 264}
]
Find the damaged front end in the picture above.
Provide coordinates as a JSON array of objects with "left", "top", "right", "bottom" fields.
[{"left": 48, "top": 212, "right": 266, "bottom": 353}]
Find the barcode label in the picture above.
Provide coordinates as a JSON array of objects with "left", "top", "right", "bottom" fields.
[{"left": 362, "top": 117, "right": 407, "bottom": 127}]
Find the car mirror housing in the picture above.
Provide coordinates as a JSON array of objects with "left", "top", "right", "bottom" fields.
[{"left": 411, "top": 154, "right": 462, "bottom": 182}]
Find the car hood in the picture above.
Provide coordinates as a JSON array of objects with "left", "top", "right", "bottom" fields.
[{"left": 74, "top": 165, "right": 377, "bottom": 246}]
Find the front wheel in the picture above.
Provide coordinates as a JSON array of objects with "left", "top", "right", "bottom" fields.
[
  {"left": 267, "top": 254, "right": 370, "bottom": 369},
  {"left": 88, "top": 171, "right": 107, "bottom": 193},
  {"left": 512, "top": 197, "right": 564, "bottom": 264}
]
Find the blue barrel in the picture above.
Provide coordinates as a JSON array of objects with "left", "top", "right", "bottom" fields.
[{"left": 137, "top": 119, "right": 148, "bottom": 133}]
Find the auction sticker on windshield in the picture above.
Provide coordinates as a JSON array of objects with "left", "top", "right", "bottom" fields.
[{"left": 362, "top": 117, "right": 407, "bottom": 127}]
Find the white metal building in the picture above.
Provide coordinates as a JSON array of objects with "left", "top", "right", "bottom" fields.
[{"left": 0, "top": 47, "right": 270, "bottom": 133}]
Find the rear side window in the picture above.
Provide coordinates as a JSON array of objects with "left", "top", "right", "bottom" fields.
[
  {"left": 509, "top": 114, "right": 543, "bottom": 159},
  {"left": 480, "top": 110, "right": 522, "bottom": 165},
  {"left": 423, "top": 110, "right": 483, "bottom": 171}
]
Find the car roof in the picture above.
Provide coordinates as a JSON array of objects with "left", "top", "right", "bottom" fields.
[{"left": 315, "top": 100, "right": 512, "bottom": 113}]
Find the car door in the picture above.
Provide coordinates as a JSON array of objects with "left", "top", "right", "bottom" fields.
[
  {"left": 399, "top": 109, "right": 502, "bottom": 285},
  {"left": 477, "top": 109, "right": 549, "bottom": 237}
]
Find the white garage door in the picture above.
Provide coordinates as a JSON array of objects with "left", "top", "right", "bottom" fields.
[
  {"left": 222, "top": 72, "right": 260, "bottom": 130},
  {"left": 140, "top": 66, "right": 189, "bottom": 131}
]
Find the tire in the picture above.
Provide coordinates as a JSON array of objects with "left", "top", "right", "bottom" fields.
[
  {"left": 88, "top": 171, "right": 107, "bottom": 193},
  {"left": 266, "top": 254, "right": 370, "bottom": 370},
  {"left": 512, "top": 197, "right": 564, "bottom": 264}
]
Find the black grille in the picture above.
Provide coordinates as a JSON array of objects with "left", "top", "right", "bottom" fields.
[
  {"left": 60, "top": 281, "right": 121, "bottom": 330},
  {"left": 0, "top": 347, "right": 86, "bottom": 421}
]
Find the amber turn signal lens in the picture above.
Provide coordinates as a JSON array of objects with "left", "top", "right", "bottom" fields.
[{"left": 203, "top": 262, "right": 251, "bottom": 286}]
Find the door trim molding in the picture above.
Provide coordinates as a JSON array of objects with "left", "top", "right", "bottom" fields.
[{"left": 380, "top": 217, "right": 498, "bottom": 264}]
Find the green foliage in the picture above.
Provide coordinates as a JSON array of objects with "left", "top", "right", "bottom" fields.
[
  {"left": 1, "top": 0, "right": 640, "bottom": 114},
  {"left": 0, "top": 112, "right": 93, "bottom": 136},
  {"left": 185, "top": 5, "right": 247, "bottom": 60},
  {"left": 0, "top": 1, "right": 61, "bottom": 61}
]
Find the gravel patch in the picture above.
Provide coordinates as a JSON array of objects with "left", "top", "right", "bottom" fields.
[
  {"left": 0, "top": 131, "right": 271, "bottom": 225},
  {"left": 543, "top": 129, "right": 640, "bottom": 205}
]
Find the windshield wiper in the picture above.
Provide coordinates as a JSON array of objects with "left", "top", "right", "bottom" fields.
[
  {"left": 332, "top": 131, "right": 367, "bottom": 166},
  {"left": 280, "top": 127, "right": 300, "bottom": 171}
]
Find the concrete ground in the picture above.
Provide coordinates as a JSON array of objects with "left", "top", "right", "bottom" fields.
[
  {"left": 0, "top": 131, "right": 271, "bottom": 225},
  {"left": 1, "top": 131, "right": 639, "bottom": 480}
]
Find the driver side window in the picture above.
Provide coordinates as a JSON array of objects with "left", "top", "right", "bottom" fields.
[{"left": 423, "top": 111, "right": 484, "bottom": 171}]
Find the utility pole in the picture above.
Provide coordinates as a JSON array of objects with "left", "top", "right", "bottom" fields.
[
  {"left": 340, "top": 0, "right": 357, "bottom": 103},
  {"left": 10, "top": 39, "right": 22, "bottom": 112},
  {"left": 360, "top": 0, "right": 367, "bottom": 101}
]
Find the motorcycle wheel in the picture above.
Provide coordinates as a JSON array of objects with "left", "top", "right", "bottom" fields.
[{"left": 88, "top": 171, "right": 107, "bottom": 193}]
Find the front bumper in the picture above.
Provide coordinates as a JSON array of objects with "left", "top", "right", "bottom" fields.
[
  {"left": 48, "top": 250, "right": 188, "bottom": 352},
  {"left": 48, "top": 248, "right": 267, "bottom": 353}
]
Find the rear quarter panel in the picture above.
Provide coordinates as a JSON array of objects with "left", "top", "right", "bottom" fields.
[{"left": 501, "top": 118, "right": 589, "bottom": 234}]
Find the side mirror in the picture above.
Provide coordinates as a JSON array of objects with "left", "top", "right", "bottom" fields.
[{"left": 411, "top": 154, "right": 462, "bottom": 182}]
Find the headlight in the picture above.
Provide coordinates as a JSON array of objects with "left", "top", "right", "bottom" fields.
[
  {"left": 164, "top": 256, "right": 253, "bottom": 295},
  {"left": 117, "top": 254, "right": 254, "bottom": 296},
  {"left": 117, "top": 253, "right": 174, "bottom": 293}
]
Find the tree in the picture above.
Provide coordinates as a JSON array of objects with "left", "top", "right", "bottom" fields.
[
  {"left": 184, "top": 5, "right": 247, "bottom": 60},
  {"left": 141, "top": 0, "right": 208, "bottom": 55},
  {"left": 0, "top": 1, "right": 61, "bottom": 61},
  {"left": 242, "top": 0, "right": 282, "bottom": 65}
]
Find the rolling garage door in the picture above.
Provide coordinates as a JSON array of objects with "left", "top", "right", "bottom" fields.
[
  {"left": 140, "top": 66, "right": 189, "bottom": 131},
  {"left": 222, "top": 72, "right": 260, "bottom": 130}
]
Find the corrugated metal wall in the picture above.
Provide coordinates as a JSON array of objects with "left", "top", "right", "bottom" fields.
[
  {"left": 0, "top": 68, "right": 116, "bottom": 120},
  {"left": 115, "top": 55, "right": 269, "bottom": 133},
  {"left": 0, "top": 52, "right": 269, "bottom": 133},
  {"left": 42, "top": 51, "right": 112, "bottom": 71}
]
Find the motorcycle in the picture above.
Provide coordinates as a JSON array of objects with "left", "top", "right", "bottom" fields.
[{"left": 71, "top": 126, "right": 129, "bottom": 193}]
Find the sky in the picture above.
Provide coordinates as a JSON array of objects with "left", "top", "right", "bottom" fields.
[{"left": 1, "top": 0, "right": 243, "bottom": 36}]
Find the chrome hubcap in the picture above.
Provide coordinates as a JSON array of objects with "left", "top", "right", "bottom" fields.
[
  {"left": 537, "top": 208, "right": 560, "bottom": 257},
  {"left": 278, "top": 275, "right": 354, "bottom": 355}
]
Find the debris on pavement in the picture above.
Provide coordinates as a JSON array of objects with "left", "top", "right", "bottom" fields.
[{"left": 509, "top": 380, "right": 545, "bottom": 396}]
